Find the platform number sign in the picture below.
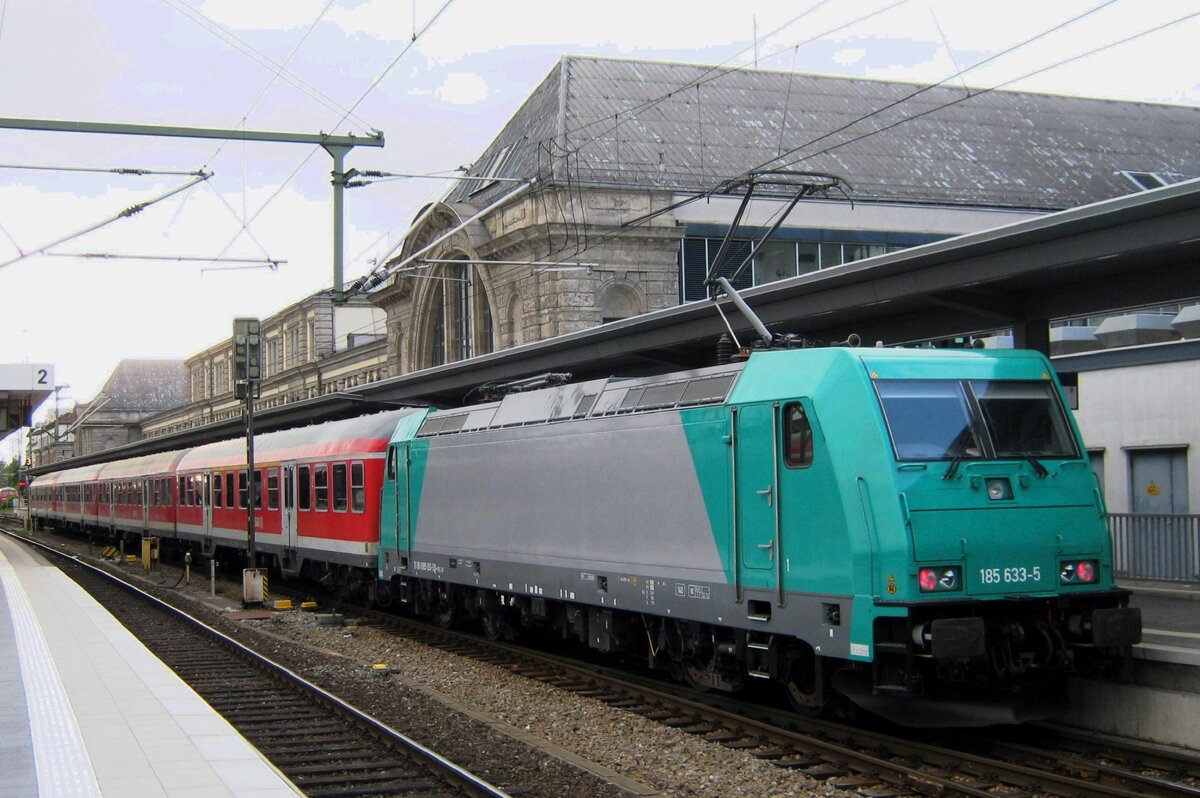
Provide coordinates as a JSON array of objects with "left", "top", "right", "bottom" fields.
[{"left": 233, "top": 317, "right": 261, "bottom": 399}]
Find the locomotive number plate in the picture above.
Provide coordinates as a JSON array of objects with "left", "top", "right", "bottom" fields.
[{"left": 979, "top": 566, "right": 1042, "bottom": 585}]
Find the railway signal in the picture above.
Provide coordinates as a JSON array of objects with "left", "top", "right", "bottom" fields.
[
  {"left": 232, "top": 317, "right": 264, "bottom": 606},
  {"left": 232, "top": 317, "right": 261, "bottom": 399}
]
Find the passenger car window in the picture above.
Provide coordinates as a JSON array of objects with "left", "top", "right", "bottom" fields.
[
  {"left": 298, "top": 465, "right": 311, "bottom": 510},
  {"left": 351, "top": 462, "right": 365, "bottom": 513},
  {"left": 314, "top": 465, "right": 328, "bottom": 511},
  {"left": 784, "top": 403, "right": 815, "bottom": 468},
  {"left": 333, "top": 463, "right": 348, "bottom": 512}
]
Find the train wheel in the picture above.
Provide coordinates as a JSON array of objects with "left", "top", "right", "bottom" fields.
[
  {"left": 480, "top": 608, "right": 513, "bottom": 641},
  {"left": 432, "top": 594, "right": 457, "bottom": 629},
  {"left": 784, "top": 649, "right": 824, "bottom": 717},
  {"left": 682, "top": 651, "right": 717, "bottom": 691}
]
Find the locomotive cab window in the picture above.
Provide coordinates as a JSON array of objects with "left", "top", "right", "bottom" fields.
[
  {"left": 784, "top": 403, "right": 814, "bottom": 468},
  {"left": 875, "top": 379, "right": 1079, "bottom": 462},
  {"left": 971, "top": 381, "right": 1077, "bottom": 458}
]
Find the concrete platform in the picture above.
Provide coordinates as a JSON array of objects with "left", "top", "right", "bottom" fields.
[
  {"left": 0, "top": 534, "right": 302, "bottom": 797},
  {"left": 1059, "top": 580, "right": 1200, "bottom": 750}
]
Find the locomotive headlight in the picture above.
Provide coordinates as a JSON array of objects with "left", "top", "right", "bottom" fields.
[
  {"left": 985, "top": 477, "right": 1013, "bottom": 501},
  {"left": 1060, "top": 559, "right": 1099, "bottom": 585},
  {"left": 919, "top": 566, "right": 961, "bottom": 592}
]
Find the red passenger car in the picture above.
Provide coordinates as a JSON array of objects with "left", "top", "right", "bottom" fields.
[{"left": 173, "top": 411, "right": 409, "bottom": 574}]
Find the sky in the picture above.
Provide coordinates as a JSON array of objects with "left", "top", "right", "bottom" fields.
[{"left": 1, "top": 0, "right": 1198, "bottom": 459}]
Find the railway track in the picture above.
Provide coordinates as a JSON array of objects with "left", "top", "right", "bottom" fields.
[
  {"left": 12, "top": 519, "right": 1200, "bottom": 798},
  {"left": 1, "top": 524, "right": 511, "bottom": 798},
  {"left": 281, "top": 585, "right": 1200, "bottom": 798}
]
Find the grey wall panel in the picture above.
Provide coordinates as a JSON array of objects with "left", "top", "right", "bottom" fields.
[{"left": 413, "top": 411, "right": 727, "bottom": 580}]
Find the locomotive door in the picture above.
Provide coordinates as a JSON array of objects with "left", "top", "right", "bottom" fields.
[
  {"left": 733, "top": 403, "right": 782, "bottom": 589},
  {"left": 381, "top": 444, "right": 411, "bottom": 560},
  {"left": 281, "top": 463, "right": 297, "bottom": 550}
]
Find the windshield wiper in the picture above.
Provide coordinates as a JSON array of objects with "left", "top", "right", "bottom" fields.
[
  {"left": 942, "top": 422, "right": 981, "bottom": 481},
  {"left": 1027, "top": 456, "right": 1050, "bottom": 477}
]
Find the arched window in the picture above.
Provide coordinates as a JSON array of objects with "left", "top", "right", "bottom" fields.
[
  {"left": 599, "top": 284, "right": 640, "bottom": 324},
  {"left": 423, "top": 257, "right": 495, "bottom": 367}
]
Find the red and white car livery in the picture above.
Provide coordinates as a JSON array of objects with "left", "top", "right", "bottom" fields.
[{"left": 29, "top": 410, "right": 413, "bottom": 575}]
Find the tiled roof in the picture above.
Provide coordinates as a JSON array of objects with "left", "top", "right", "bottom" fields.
[
  {"left": 452, "top": 55, "right": 1199, "bottom": 211},
  {"left": 97, "top": 359, "right": 187, "bottom": 414}
]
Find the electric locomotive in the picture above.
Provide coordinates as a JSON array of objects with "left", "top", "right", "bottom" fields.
[
  {"left": 28, "top": 345, "right": 1140, "bottom": 726},
  {"left": 376, "top": 346, "right": 1140, "bottom": 726}
]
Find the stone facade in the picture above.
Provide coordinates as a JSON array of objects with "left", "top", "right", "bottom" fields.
[
  {"left": 141, "top": 292, "right": 387, "bottom": 439},
  {"left": 370, "top": 188, "right": 684, "bottom": 371}
]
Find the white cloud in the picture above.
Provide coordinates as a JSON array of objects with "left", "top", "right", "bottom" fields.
[
  {"left": 833, "top": 48, "right": 867, "bottom": 67},
  {"left": 435, "top": 72, "right": 489, "bottom": 105}
]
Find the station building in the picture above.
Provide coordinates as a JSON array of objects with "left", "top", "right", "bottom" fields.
[{"left": 37, "top": 56, "right": 1200, "bottom": 527}]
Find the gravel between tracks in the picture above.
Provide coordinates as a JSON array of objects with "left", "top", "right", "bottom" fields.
[
  {"left": 38, "top": 533, "right": 857, "bottom": 798},
  {"left": 209, "top": 605, "right": 857, "bottom": 798}
]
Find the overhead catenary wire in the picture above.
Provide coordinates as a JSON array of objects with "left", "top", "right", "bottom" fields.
[
  {"left": 201, "top": 0, "right": 339, "bottom": 171},
  {"left": 0, "top": 172, "right": 211, "bottom": 271},
  {"left": 551, "top": 0, "right": 908, "bottom": 161},
  {"left": 44, "top": 252, "right": 284, "bottom": 270},
  {"left": 486, "top": 9, "right": 1197, "bottom": 280},
  {"left": 766, "top": 7, "right": 1200, "bottom": 176},
  {"left": 159, "top": 0, "right": 376, "bottom": 135},
  {"left": 747, "top": 0, "right": 1121, "bottom": 177},
  {"left": 206, "top": 0, "right": 456, "bottom": 266},
  {"left": 0, "top": 163, "right": 210, "bottom": 178}
]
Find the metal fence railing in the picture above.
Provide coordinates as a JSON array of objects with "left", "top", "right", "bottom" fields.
[{"left": 1109, "top": 513, "right": 1200, "bottom": 583}]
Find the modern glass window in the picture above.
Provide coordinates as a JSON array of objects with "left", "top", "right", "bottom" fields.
[
  {"left": 226, "top": 472, "right": 235, "bottom": 508},
  {"left": 298, "top": 465, "right": 311, "bottom": 511},
  {"left": 252, "top": 469, "right": 263, "bottom": 509},
  {"left": 213, "top": 473, "right": 223, "bottom": 508},
  {"left": 314, "top": 465, "right": 328, "bottom": 511},
  {"left": 238, "top": 470, "right": 248, "bottom": 509},
  {"left": 267, "top": 468, "right": 279, "bottom": 511},
  {"left": 752, "top": 240, "right": 799, "bottom": 285},
  {"left": 680, "top": 235, "right": 917, "bottom": 302},
  {"left": 332, "top": 463, "right": 348, "bottom": 512},
  {"left": 351, "top": 462, "right": 365, "bottom": 513}
]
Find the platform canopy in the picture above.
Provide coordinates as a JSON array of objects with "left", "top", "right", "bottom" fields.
[{"left": 0, "top": 364, "right": 55, "bottom": 432}]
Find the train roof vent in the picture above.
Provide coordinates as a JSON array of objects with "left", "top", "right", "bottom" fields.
[
  {"left": 416, "top": 415, "right": 447, "bottom": 436},
  {"left": 681, "top": 373, "right": 737, "bottom": 404},
  {"left": 572, "top": 393, "right": 598, "bottom": 418},
  {"left": 417, "top": 412, "right": 470, "bottom": 437}
]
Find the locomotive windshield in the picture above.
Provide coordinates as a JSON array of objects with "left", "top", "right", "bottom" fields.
[{"left": 875, "top": 379, "right": 1078, "bottom": 462}]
